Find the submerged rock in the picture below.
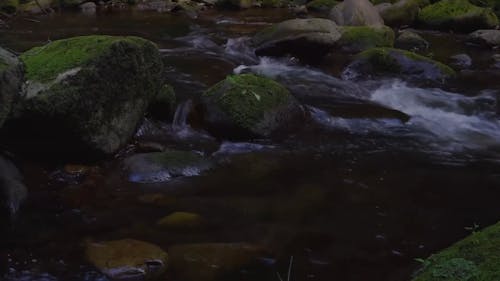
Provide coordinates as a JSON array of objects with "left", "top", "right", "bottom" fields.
[
  {"left": 468, "top": 29, "right": 500, "bottom": 47},
  {"left": 395, "top": 30, "right": 429, "bottom": 51},
  {"left": 0, "top": 0, "right": 19, "bottom": 13},
  {"left": 412, "top": 221, "right": 500, "bottom": 281},
  {"left": 252, "top": 18, "right": 342, "bottom": 59},
  {"left": 85, "top": 239, "right": 168, "bottom": 281},
  {"left": 336, "top": 25, "right": 395, "bottom": 52},
  {"left": 329, "top": 0, "right": 384, "bottom": 26},
  {"left": 169, "top": 243, "right": 265, "bottom": 281},
  {"left": 343, "top": 47, "right": 456, "bottom": 82},
  {"left": 13, "top": 35, "right": 163, "bottom": 155},
  {"left": 417, "top": 0, "right": 499, "bottom": 32},
  {"left": 450, "top": 53, "right": 472, "bottom": 69},
  {"left": 0, "top": 47, "right": 23, "bottom": 129},
  {"left": 157, "top": 211, "right": 203, "bottom": 229},
  {"left": 201, "top": 74, "right": 303, "bottom": 138},
  {"left": 0, "top": 155, "right": 27, "bottom": 217},
  {"left": 124, "top": 150, "right": 213, "bottom": 183}
]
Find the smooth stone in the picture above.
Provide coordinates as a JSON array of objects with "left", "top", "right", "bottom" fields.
[{"left": 329, "top": 0, "right": 384, "bottom": 26}]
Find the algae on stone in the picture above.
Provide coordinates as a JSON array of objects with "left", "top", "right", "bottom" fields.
[
  {"left": 337, "top": 25, "right": 395, "bottom": 52},
  {"left": 417, "top": 0, "right": 499, "bottom": 31},
  {"left": 413, "top": 221, "right": 500, "bottom": 281}
]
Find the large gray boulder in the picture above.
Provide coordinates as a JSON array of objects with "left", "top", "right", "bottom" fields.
[
  {"left": 329, "top": 0, "right": 384, "bottom": 26},
  {"left": 0, "top": 47, "right": 23, "bottom": 129},
  {"left": 252, "top": 18, "right": 342, "bottom": 59},
  {"left": 13, "top": 35, "right": 163, "bottom": 155},
  {"left": 377, "top": 0, "right": 428, "bottom": 26}
]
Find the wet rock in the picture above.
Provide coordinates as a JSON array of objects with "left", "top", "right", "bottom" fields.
[
  {"left": 216, "top": 0, "right": 253, "bottom": 9},
  {"left": 252, "top": 18, "right": 342, "bottom": 59},
  {"left": 492, "top": 54, "right": 500, "bottom": 68},
  {"left": 417, "top": 0, "right": 499, "bottom": 32},
  {"left": 79, "top": 2, "right": 97, "bottom": 15},
  {"left": 0, "top": 47, "right": 23, "bottom": 129},
  {"left": 19, "top": 0, "right": 54, "bottom": 14},
  {"left": 157, "top": 211, "right": 203, "bottom": 229},
  {"left": 123, "top": 150, "right": 213, "bottom": 183},
  {"left": 306, "top": 0, "right": 340, "bottom": 13},
  {"left": 377, "top": 0, "right": 428, "bottom": 27},
  {"left": 336, "top": 25, "right": 395, "bottom": 52},
  {"left": 148, "top": 84, "right": 176, "bottom": 121},
  {"left": 85, "top": 239, "right": 168, "bottom": 281},
  {"left": 0, "top": 155, "right": 27, "bottom": 217},
  {"left": 60, "top": 0, "right": 86, "bottom": 7},
  {"left": 259, "top": 0, "right": 287, "bottom": 8},
  {"left": 169, "top": 243, "right": 265, "bottom": 281},
  {"left": 329, "top": 0, "right": 384, "bottom": 26},
  {"left": 412, "top": 221, "right": 500, "bottom": 281},
  {"left": 395, "top": 30, "right": 429, "bottom": 51},
  {"left": 0, "top": 0, "right": 19, "bottom": 13},
  {"left": 201, "top": 74, "right": 304, "bottom": 138},
  {"left": 468, "top": 29, "right": 500, "bottom": 47},
  {"left": 12, "top": 35, "right": 163, "bottom": 155},
  {"left": 343, "top": 47, "right": 456, "bottom": 82},
  {"left": 450, "top": 53, "right": 472, "bottom": 69}
]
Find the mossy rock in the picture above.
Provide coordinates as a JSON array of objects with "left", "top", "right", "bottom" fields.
[
  {"left": 14, "top": 35, "right": 163, "bottom": 155},
  {"left": 123, "top": 150, "right": 213, "bottom": 183},
  {"left": 0, "top": 0, "right": 19, "bottom": 13},
  {"left": 0, "top": 47, "right": 23, "bottom": 129},
  {"left": 157, "top": 211, "right": 203, "bottom": 228},
  {"left": 413, "top": 221, "right": 500, "bottom": 281},
  {"left": 343, "top": 47, "right": 455, "bottom": 82},
  {"left": 148, "top": 84, "right": 176, "bottom": 120},
  {"left": 252, "top": 18, "right": 342, "bottom": 59},
  {"left": 169, "top": 243, "right": 265, "bottom": 281},
  {"left": 19, "top": 0, "right": 54, "bottom": 14},
  {"left": 395, "top": 30, "right": 429, "bottom": 51},
  {"left": 329, "top": 0, "right": 385, "bottom": 26},
  {"left": 378, "top": 0, "right": 430, "bottom": 26},
  {"left": 306, "top": 0, "right": 340, "bottom": 12},
  {"left": 260, "top": 0, "right": 287, "bottom": 7},
  {"left": 417, "top": 0, "right": 499, "bottom": 32},
  {"left": 201, "top": 74, "right": 303, "bottom": 138},
  {"left": 336, "top": 25, "right": 395, "bottom": 52},
  {"left": 85, "top": 239, "right": 168, "bottom": 280}
]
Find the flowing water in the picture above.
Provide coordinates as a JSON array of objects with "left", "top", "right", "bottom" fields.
[{"left": 1, "top": 9, "right": 500, "bottom": 281}]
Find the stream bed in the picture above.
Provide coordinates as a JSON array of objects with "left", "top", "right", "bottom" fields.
[{"left": 1, "top": 9, "right": 500, "bottom": 281}]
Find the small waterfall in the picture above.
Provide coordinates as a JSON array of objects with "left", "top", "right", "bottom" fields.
[{"left": 172, "top": 99, "right": 193, "bottom": 131}]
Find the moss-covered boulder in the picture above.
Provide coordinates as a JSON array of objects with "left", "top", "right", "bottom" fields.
[
  {"left": 378, "top": 0, "right": 429, "bottom": 26},
  {"left": 19, "top": 0, "right": 54, "bottom": 14},
  {"left": 343, "top": 47, "right": 456, "bottom": 81},
  {"left": 306, "top": 0, "right": 340, "bottom": 12},
  {"left": 13, "top": 35, "right": 163, "bottom": 155},
  {"left": 0, "top": 48, "right": 23, "bottom": 129},
  {"left": 123, "top": 150, "right": 213, "bottom": 183},
  {"left": 252, "top": 18, "right": 342, "bottom": 59},
  {"left": 329, "top": 0, "right": 385, "bottom": 26},
  {"left": 0, "top": 0, "right": 19, "bottom": 13},
  {"left": 468, "top": 29, "right": 500, "bottom": 47},
  {"left": 413, "top": 222, "right": 500, "bottom": 281},
  {"left": 216, "top": 0, "right": 253, "bottom": 8},
  {"left": 85, "top": 239, "right": 168, "bottom": 281},
  {"left": 417, "top": 0, "right": 499, "bottom": 32},
  {"left": 201, "top": 74, "right": 303, "bottom": 138},
  {"left": 336, "top": 25, "right": 395, "bottom": 52},
  {"left": 169, "top": 243, "right": 265, "bottom": 281},
  {"left": 148, "top": 84, "right": 176, "bottom": 120},
  {"left": 157, "top": 211, "right": 203, "bottom": 229},
  {"left": 395, "top": 30, "right": 429, "bottom": 51}
]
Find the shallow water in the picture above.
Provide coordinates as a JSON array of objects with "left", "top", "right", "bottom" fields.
[{"left": 1, "top": 9, "right": 500, "bottom": 281}]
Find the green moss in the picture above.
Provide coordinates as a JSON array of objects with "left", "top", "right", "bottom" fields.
[
  {"left": 413, "top": 222, "right": 500, "bottom": 281},
  {"left": 150, "top": 150, "right": 205, "bottom": 168},
  {"left": 204, "top": 74, "right": 291, "bottom": 130},
  {"left": 156, "top": 84, "right": 176, "bottom": 109},
  {"left": 20, "top": 35, "right": 148, "bottom": 82},
  {"left": 306, "top": 0, "right": 339, "bottom": 11},
  {"left": 0, "top": 59, "right": 8, "bottom": 72},
  {"left": 338, "top": 26, "right": 395, "bottom": 51},
  {"left": 261, "top": 0, "right": 287, "bottom": 7},
  {"left": 418, "top": 0, "right": 499, "bottom": 30},
  {"left": 0, "top": 0, "right": 19, "bottom": 13},
  {"left": 157, "top": 212, "right": 203, "bottom": 228},
  {"left": 358, "top": 47, "right": 455, "bottom": 76}
]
